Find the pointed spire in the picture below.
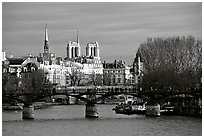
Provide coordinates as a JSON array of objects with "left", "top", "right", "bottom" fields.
[
  {"left": 45, "top": 24, "right": 49, "bottom": 41},
  {"left": 44, "top": 24, "right": 49, "bottom": 54},
  {"left": 77, "top": 29, "right": 79, "bottom": 44}
]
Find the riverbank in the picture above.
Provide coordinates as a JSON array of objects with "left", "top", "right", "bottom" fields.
[
  {"left": 2, "top": 100, "right": 121, "bottom": 111},
  {"left": 2, "top": 102, "right": 60, "bottom": 110}
]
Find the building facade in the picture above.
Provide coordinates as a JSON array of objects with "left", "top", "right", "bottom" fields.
[
  {"left": 133, "top": 49, "right": 144, "bottom": 84},
  {"left": 65, "top": 31, "right": 103, "bottom": 76},
  {"left": 86, "top": 42, "right": 100, "bottom": 60},
  {"left": 41, "top": 64, "right": 71, "bottom": 86},
  {"left": 3, "top": 25, "right": 137, "bottom": 87},
  {"left": 66, "top": 30, "right": 81, "bottom": 59},
  {"left": 103, "top": 60, "right": 131, "bottom": 85},
  {"left": 66, "top": 41, "right": 81, "bottom": 59},
  {"left": 39, "top": 27, "right": 103, "bottom": 86},
  {"left": 3, "top": 54, "right": 40, "bottom": 78}
]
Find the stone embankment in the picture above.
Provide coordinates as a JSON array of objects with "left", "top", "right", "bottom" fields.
[{"left": 3, "top": 102, "right": 58, "bottom": 110}]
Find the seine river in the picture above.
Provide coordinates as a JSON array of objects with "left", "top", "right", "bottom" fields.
[{"left": 2, "top": 104, "right": 202, "bottom": 136}]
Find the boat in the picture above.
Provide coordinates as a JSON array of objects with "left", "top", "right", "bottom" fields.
[
  {"left": 112, "top": 101, "right": 146, "bottom": 115},
  {"left": 160, "top": 106, "right": 176, "bottom": 115}
]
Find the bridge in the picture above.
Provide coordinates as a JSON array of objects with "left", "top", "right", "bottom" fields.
[{"left": 3, "top": 86, "right": 202, "bottom": 119}]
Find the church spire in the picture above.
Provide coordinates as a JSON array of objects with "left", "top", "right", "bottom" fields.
[
  {"left": 44, "top": 24, "right": 49, "bottom": 54},
  {"left": 45, "top": 24, "right": 49, "bottom": 42},
  {"left": 77, "top": 29, "right": 79, "bottom": 44}
]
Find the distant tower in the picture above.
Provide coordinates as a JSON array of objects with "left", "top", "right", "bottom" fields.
[
  {"left": 67, "top": 29, "right": 81, "bottom": 59},
  {"left": 77, "top": 29, "right": 79, "bottom": 44},
  {"left": 43, "top": 24, "right": 50, "bottom": 62},
  {"left": 86, "top": 41, "right": 100, "bottom": 59},
  {"left": 133, "top": 49, "right": 143, "bottom": 84},
  {"left": 2, "top": 51, "right": 6, "bottom": 61}
]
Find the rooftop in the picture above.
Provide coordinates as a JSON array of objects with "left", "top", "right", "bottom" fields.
[{"left": 103, "top": 60, "right": 126, "bottom": 68}]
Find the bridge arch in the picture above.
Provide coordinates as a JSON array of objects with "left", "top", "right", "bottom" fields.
[
  {"left": 3, "top": 95, "right": 30, "bottom": 105},
  {"left": 3, "top": 93, "right": 92, "bottom": 106},
  {"left": 3, "top": 88, "right": 201, "bottom": 106},
  {"left": 94, "top": 92, "right": 150, "bottom": 103},
  {"left": 31, "top": 93, "right": 92, "bottom": 104}
]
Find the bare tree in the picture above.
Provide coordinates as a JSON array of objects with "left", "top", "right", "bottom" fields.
[
  {"left": 20, "top": 69, "right": 52, "bottom": 92},
  {"left": 19, "top": 69, "right": 53, "bottom": 104},
  {"left": 103, "top": 72, "right": 112, "bottom": 86},
  {"left": 3, "top": 69, "right": 53, "bottom": 105},
  {"left": 68, "top": 69, "right": 85, "bottom": 86},
  {"left": 89, "top": 72, "right": 103, "bottom": 86},
  {"left": 139, "top": 36, "right": 202, "bottom": 92},
  {"left": 2, "top": 73, "right": 19, "bottom": 105}
]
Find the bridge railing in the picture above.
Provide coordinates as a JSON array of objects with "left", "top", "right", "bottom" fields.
[{"left": 55, "top": 85, "right": 138, "bottom": 94}]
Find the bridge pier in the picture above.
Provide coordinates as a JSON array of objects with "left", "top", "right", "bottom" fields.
[
  {"left": 146, "top": 102, "right": 160, "bottom": 117},
  {"left": 22, "top": 104, "right": 34, "bottom": 119},
  {"left": 67, "top": 96, "right": 79, "bottom": 105},
  {"left": 85, "top": 103, "right": 98, "bottom": 118},
  {"left": 101, "top": 98, "right": 105, "bottom": 104}
]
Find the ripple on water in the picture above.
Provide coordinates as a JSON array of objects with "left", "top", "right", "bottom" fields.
[{"left": 2, "top": 105, "right": 202, "bottom": 136}]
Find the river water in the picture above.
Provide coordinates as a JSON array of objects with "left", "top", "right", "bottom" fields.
[{"left": 2, "top": 104, "right": 202, "bottom": 136}]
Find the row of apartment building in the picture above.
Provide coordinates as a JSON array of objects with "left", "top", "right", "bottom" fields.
[
  {"left": 2, "top": 25, "right": 143, "bottom": 86},
  {"left": 2, "top": 53, "right": 139, "bottom": 86}
]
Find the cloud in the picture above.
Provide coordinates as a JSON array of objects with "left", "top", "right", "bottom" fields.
[{"left": 2, "top": 2, "right": 202, "bottom": 64}]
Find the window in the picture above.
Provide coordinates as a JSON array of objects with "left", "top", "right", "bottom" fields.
[
  {"left": 118, "top": 78, "right": 121, "bottom": 83},
  {"left": 24, "top": 68, "right": 27, "bottom": 72},
  {"left": 53, "top": 79, "right": 56, "bottom": 83},
  {"left": 112, "top": 77, "right": 115, "bottom": 84}
]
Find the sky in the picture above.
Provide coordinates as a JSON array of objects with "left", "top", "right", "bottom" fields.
[{"left": 2, "top": 2, "right": 202, "bottom": 65}]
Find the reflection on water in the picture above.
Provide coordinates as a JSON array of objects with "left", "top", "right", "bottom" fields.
[{"left": 2, "top": 105, "right": 202, "bottom": 136}]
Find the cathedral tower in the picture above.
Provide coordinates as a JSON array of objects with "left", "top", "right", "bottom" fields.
[
  {"left": 86, "top": 41, "right": 100, "bottom": 59},
  {"left": 67, "top": 30, "right": 81, "bottom": 59}
]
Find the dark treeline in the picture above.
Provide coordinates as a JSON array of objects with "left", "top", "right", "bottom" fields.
[
  {"left": 138, "top": 36, "right": 202, "bottom": 92},
  {"left": 3, "top": 69, "right": 53, "bottom": 105}
]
